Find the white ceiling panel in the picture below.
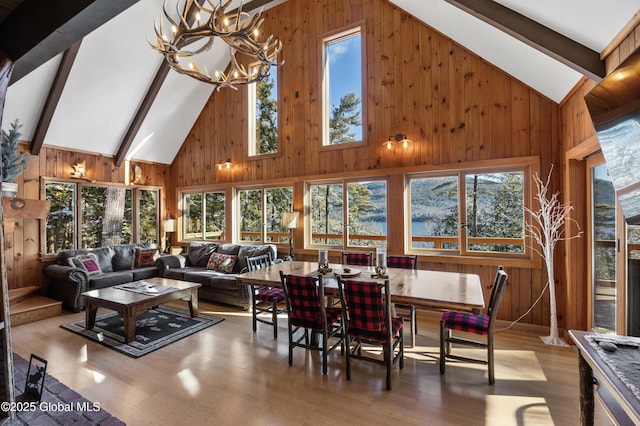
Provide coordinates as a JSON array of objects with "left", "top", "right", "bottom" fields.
[
  {"left": 3, "top": 54, "right": 62, "bottom": 138},
  {"left": 42, "top": 0, "right": 164, "bottom": 155},
  {"left": 495, "top": 0, "right": 640, "bottom": 52}
]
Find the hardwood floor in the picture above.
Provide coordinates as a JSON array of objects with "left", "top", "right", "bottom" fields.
[{"left": 10, "top": 301, "right": 613, "bottom": 425}]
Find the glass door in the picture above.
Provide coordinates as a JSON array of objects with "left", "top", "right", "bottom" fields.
[{"left": 589, "top": 157, "right": 618, "bottom": 333}]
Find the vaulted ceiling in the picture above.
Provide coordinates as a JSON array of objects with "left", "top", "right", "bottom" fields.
[{"left": 2, "top": 0, "right": 639, "bottom": 165}]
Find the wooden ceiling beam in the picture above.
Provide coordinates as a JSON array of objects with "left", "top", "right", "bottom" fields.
[
  {"left": 0, "top": 0, "right": 140, "bottom": 84},
  {"left": 114, "top": 0, "right": 284, "bottom": 166},
  {"left": 445, "top": 0, "right": 606, "bottom": 82},
  {"left": 30, "top": 41, "right": 82, "bottom": 156}
]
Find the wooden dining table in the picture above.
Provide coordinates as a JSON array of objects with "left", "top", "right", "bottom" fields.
[{"left": 237, "top": 260, "right": 485, "bottom": 313}]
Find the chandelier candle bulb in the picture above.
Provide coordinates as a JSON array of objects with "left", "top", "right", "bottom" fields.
[{"left": 150, "top": 0, "right": 283, "bottom": 90}]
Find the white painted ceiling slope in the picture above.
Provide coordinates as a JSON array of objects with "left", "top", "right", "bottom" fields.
[{"left": 3, "top": 0, "right": 640, "bottom": 165}]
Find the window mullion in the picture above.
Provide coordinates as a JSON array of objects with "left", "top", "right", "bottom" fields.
[
  {"left": 343, "top": 181, "right": 349, "bottom": 249},
  {"left": 459, "top": 173, "right": 468, "bottom": 256}
]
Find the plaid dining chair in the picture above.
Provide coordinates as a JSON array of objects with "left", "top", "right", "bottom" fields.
[
  {"left": 440, "top": 266, "right": 508, "bottom": 385},
  {"left": 386, "top": 254, "right": 418, "bottom": 347},
  {"left": 248, "top": 253, "right": 285, "bottom": 339},
  {"left": 337, "top": 277, "right": 404, "bottom": 390},
  {"left": 341, "top": 251, "right": 373, "bottom": 267},
  {"left": 279, "top": 271, "right": 343, "bottom": 375}
]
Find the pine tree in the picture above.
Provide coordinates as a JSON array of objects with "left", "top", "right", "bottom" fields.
[
  {"left": 1, "top": 119, "right": 30, "bottom": 182},
  {"left": 256, "top": 76, "right": 277, "bottom": 154},
  {"left": 329, "top": 92, "right": 361, "bottom": 144}
]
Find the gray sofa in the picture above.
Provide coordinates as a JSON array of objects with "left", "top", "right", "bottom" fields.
[
  {"left": 156, "top": 241, "right": 277, "bottom": 310},
  {"left": 44, "top": 244, "right": 160, "bottom": 312}
]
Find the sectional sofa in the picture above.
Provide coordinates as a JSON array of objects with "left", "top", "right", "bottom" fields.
[{"left": 156, "top": 241, "right": 277, "bottom": 310}]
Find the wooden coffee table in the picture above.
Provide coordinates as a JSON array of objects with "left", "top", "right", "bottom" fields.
[{"left": 82, "top": 277, "right": 201, "bottom": 343}]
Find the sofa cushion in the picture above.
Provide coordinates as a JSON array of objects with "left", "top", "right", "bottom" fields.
[
  {"left": 88, "top": 271, "right": 134, "bottom": 290},
  {"left": 163, "top": 268, "right": 186, "bottom": 280},
  {"left": 91, "top": 246, "right": 114, "bottom": 273},
  {"left": 131, "top": 266, "right": 159, "bottom": 281},
  {"left": 187, "top": 243, "right": 217, "bottom": 267},
  {"left": 57, "top": 249, "right": 90, "bottom": 266},
  {"left": 236, "top": 244, "right": 276, "bottom": 273},
  {"left": 68, "top": 253, "right": 102, "bottom": 276},
  {"left": 112, "top": 245, "right": 136, "bottom": 271},
  {"left": 216, "top": 243, "right": 241, "bottom": 256},
  {"left": 183, "top": 271, "right": 239, "bottom": 291},
  {"left": 206, "top": 252, "right": 237, "bottom": 273},
  {"left": 134, "top": 247, "right": 159, "bottom": 268}
]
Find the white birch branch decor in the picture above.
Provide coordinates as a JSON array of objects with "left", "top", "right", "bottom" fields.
[{"left": 525, "top": 164, "right": 583, "bottom": 346}]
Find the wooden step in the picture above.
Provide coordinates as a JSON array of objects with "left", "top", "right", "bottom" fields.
[
  {"left": 10, "top": 296, "right": 62, "bottom": 326},
  {"left": 8, "top": 286, "right": 40, "bottom": 306}
]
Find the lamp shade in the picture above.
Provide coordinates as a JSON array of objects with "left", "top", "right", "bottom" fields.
[
  {"left": 281, "top": 211, "right": 300, "bottom": 229},
  {"left": 163, "top": 219, "right": 177, "bottom": 233}
]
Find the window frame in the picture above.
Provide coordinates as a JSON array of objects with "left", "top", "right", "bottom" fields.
[
  {"left": 320, "top": 23, "right": 366, "bottom": 150},
  {"left": 179, "top": 188, "right": 227, "bottom": 242},
  {"left": 406, "top": 163, "right": 532, "bottom": 260},
  {"left": 247, "top": 62, "right": 280, "bottom": 158},
  {"left": 234, "top": 184, "right": 294, "bottom": 245},
  {"left": 307, "top": 177, "right": 388, "bottom": 250},
  {"left": 41, "top": 178, "right": 161, "bottom": 255}
]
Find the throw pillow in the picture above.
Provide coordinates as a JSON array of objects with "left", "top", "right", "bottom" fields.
[
  {"left": 206, "top": 252, "right": 237, "bottom": 273},
  {"left": 134, "top": 248, "right": 159, "bottom": 268},
  {"left": 68, "top": 253, "right": 102, "bottom": 276}
]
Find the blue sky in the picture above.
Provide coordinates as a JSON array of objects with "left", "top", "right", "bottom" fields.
[{"left": 327, "top": 34, "right": 362, "bottom": 141}]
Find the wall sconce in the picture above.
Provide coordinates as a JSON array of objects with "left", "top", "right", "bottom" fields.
[
  {"left": 281, "top": 211, "right": 300, "bottom": 260},
  {"left": 70, "top": 161, "right": 86, "bottom": 178},
  {"left": 382, "top": 133, "right": 412, "bottom": 150},
  {"left": 217, "top": 158, "right": 232, "bottom": 170}
]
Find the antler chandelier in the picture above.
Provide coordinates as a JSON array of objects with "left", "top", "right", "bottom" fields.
[{"left": 150, "top": 0, "right": 282, "bottom": 90}]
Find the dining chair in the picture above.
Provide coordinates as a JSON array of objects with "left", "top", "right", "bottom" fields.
[
  {"left": 439, "top": 266, "right": 508, "bottom": 385},
  {"left": 279, "top": 271, "right": 343, "bottom": 375},
  {"left": 248, "top": 252, "right": 285, "bottom": 339},
  {"left": 341, "top": 250, "right": 373, "bottom": 267},
  {"left": 337, "top": 277, "right": 404, "bottom": 390},
  {"left": 386, "top": 254, "right": 418, "bottom": 347}
]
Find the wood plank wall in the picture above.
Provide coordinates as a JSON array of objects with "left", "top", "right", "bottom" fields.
[
  {"left": 6, "top": 146, "right": 170, "bottom": 291},
  {"left": 559, "top": 20, "right": 640, "bottom": 331},
  {"left": 170, "top": 0, "right": 562, "bottom": 326}
]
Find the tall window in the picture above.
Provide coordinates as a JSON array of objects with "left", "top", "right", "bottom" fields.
[
  {"left": 237, "top": 186, "right": 293, "bottom": 243},
  {"left": 309, "top": 179, "right": 386, "bottom": 248},
  {"left": 248, "top": 66, "right": 278, "bottom": 155},
  {"left": 45, "top": 181, "right": 76, "bottom": 254},
  {"left": 322, "top": 28, "right": 363, "bottom": 145},
  {"left": 182, "top": 190, "right": 226, "bottom": 241},
  {"left": 44, "top": 180, "right": 159, "bottom": 254},
  {"left": 408, "top": 169, "right": 526, "bottom": 256},
  {"left": 139, "top": 188, "right": 159, "bottom": 244}
]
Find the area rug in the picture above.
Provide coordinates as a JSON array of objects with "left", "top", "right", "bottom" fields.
[{"left": 61, "top": 306, "right": 224, "bottom": 358}]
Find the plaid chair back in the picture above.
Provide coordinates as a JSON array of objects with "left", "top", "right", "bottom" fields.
[
  {"left": 386, "top": 255, "right": 417, "bottom": 270},
  {"left": 341, "top": 280, "right": 385, "bottom": 331},
  {"left": 342, "top": 251, "right": 373, "bottom": 266},
  {"left": 282, "top": 274, "right": 323, "bottom": 324},
  {"left": 442, "top": 266, "right": 508, "bottom": 335}
]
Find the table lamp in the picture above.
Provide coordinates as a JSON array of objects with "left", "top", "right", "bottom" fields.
[
  {"left": 281, "top": 211, "right": 299, "bottom": 260},
  {"left": 163, "top": 219, "right": 177, "bottom": 254}
]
